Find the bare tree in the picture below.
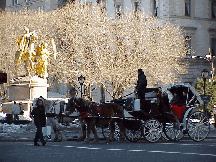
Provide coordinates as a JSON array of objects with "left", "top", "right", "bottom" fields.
[{"left": 0, "top": 2, "right": 187, "bottom": 99}]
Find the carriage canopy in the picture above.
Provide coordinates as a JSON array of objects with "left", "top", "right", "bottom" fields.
[{"left": 166, "top": 83, "right": 203, "bottom": 105}]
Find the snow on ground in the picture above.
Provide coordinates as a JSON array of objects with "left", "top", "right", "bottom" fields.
[
  {"left": 0, "top": 112, "right": 32, "bottom": 121},
  {"left": 0, "top": 113, "right": 83, "bottom": 139}
]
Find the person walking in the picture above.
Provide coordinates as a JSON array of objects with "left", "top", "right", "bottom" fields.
[
  {"left": 31, "top": 99, "right": 46, "bottom": 146},
  {"left": 135, "top": 69, "right": 147, "bottom": 110}
]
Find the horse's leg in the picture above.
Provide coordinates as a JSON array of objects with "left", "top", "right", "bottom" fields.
[
  {"left": 84, "top": 119, "right": 91, "bottom": 143},
  {"left": 106, "top": 120, "right": 115, "bottom": 143},
  {"left": 54, "top": 123, "right": 62, "bottom": 142},
  {"left": 53, "top": 125, "right": 59, "bottom": 142},
  {"left": 49, "top": 117, "right": 62, "bottom": 142},
  {"left": 117, "top": 119, "right": 125, "bottom": 143},
  {"left": 77, "top": 119, "right": 86, "bottom": 142},
  {"left": 91, "top": 120, "right": 99, "bottom": 143}
]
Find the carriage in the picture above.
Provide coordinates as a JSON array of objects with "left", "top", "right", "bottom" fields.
[{"left": 102, "top": 83, "right": 210, "bottom": 143}]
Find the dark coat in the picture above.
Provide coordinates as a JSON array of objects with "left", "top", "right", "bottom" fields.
[
  {"left": 136, "top": 72, "right": 147, "bottom": 99},
  {"left": 170, "top": 96, "right": 186, "bottom": 107},
  {"left": 31, "top": 106, "right": 46, "bottom": 127}
]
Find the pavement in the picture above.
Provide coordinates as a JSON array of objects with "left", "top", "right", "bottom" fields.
[
  {"left": 0, "top": 121, "right": 216, "bottom": 142},
  {"left": 0, "top": 121, "right": 105, "bottom": 142}
]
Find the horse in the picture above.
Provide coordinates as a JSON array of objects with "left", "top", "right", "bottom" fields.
[{"left": 66, "top": 97, "right": 125, "bottom": 143}]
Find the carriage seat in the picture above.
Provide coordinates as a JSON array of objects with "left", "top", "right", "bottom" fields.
[{"left": 170, "top": 105, "right": 186, "bottom": 120}]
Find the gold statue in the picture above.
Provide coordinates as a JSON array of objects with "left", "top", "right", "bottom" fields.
[
  {"left": 15, "top": 27, "right": 57, "bottom": 79},
  {"left": 34, "top": 39, "right": 57, "bottom": 79},
  {"left": 34, "top": 43, "right": 49, "bottom": 78},
  {"left": 15, "top": 27, "right": 38, "bottom": 76}
]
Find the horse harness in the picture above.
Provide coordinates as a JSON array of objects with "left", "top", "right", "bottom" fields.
[{"left": 80, "top": 102, "right": 102, "bottom": 119}]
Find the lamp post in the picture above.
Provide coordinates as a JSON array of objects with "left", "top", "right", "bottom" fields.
[
  {"left": 78, "top": 75, "right": 85, "bottom": 98},
  {"left": 201, "top": 69, "right": 209, "bottom": 112}
]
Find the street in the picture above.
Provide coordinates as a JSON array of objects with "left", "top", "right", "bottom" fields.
[{"left": 1, "top": 139, "right": 216, "bottom": 162}]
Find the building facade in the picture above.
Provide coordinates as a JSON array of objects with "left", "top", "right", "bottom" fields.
[{"left": 0, "top": 0, "right": 72, "bottom": 12}]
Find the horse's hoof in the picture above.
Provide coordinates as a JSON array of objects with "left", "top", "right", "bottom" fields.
[
  {"left": 77, "top": 137, "right": 84, "bottom": 142},
  {"left": 118, "top": 138, "right": 124, "bottom": 143},
  {"left": 77, "top": 139, "right": 83, "bottom": 142},
  {"left": 106, "top": 139, "right": 112, "bottom": 143},
  {"left": 83, "top": 138, "right": 90, "bottom": 143},
  {"left": 93, "top": 138, "right": 100, "bottom": 143}
]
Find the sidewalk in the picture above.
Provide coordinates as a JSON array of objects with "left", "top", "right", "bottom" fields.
[
  {"left": 1, "top": 122, "right": 216, "bottom": 142},
  {"left": 0, "top": 121, "right": 105, "bottom": 142}
]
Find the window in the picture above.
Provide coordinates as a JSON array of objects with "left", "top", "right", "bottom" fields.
[
  {"left": 212, "top": 0, "right": 216, "bottom": 18},
  {"left": 85, "top": 2, "right": 92, "bottom": 6},
  {"left": 115, "top": 4, "right": 121, "bottom": 17},
  {"left": 185, "top": 36, "right": 191, "bottom": 56},
  {"left": 96, "top": 0, "right": 101, "bottom": 4},
  {"left": 153, "top": 0, "right": 157, "bottom": 17},
  {"left": 0, "top": 0, "right": 6, "bottom": 11},
  {"left": 134, "top": 2, "right": 139, "bottom": 13},
  {"left": 13, "top": 0, "right": 19, "bottom": 5},
  {"left": 211, "top": 38, "right": 216, "bottom": 56},
  {"left": 185, "top": 0, "right": 190, "bottom": 17}
]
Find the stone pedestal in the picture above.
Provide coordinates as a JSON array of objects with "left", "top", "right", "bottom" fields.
[{"left": 2, "top": 76, "right": 49, "bottom": 116}]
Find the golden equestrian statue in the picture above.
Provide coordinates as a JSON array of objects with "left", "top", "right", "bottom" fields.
[
  {"left": 15, "top": 27, "right": 57, "bottom": 78},
  {"left": 15, "top": 27, "right": 38, "bottom": 76}
]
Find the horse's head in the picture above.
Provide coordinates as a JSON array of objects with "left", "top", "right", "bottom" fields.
[
  {"left": 66, "top": 97, "right": 90, "bottom": 115},
  {"left": 66, "top": 98, "right": 76, "bottom": 115}
]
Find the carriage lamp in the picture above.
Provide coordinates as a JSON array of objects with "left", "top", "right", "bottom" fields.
[
  {"left": 201, "top": 69, "right": 209, "bottom": 112},
  {"left": 201, "top": 69, "right": 209, "bottom": 95},
  {"left": 78, "top": 75, "right": 85, "bottom": 98}
]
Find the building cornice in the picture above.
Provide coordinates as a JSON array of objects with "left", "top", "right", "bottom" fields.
[
  {"left": 208, "top": 28, "right": 216, "bottom": 33},
  {"left": 168, "top": 16, "right": 216, "bottom": 22},
  {"left": 181, "top": 27, "right": 197, "bottom": 31}
]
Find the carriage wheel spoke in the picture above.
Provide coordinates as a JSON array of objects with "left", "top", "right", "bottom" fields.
[
  {"left": 187, "top": 111, "right": 210, "bottom": 142},
  {"left": 144, "top": 119, "right": 162, "bottom": 143}
]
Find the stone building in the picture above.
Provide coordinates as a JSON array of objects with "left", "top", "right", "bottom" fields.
[{"left": 0, "top": 0, "right": 72, "bottom": 12}]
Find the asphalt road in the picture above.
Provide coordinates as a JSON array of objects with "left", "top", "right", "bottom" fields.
[{"left": 1, "top": 139, "right": 216, "bottom": 162}]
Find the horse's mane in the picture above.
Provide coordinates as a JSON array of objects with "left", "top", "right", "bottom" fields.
[{"left": 75, "top": 97, "right": 90, "bottom": 106}]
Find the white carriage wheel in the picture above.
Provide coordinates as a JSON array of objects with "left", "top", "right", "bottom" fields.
[
  {"left": 102, "top": 122, "right": 120, "bottom": 141},
  {"left": 143, "top": 119, "right": 162, "bottom": 143},
  {"left": 161, "top": 132, "right": 170, "bottom": 141},
  {"left": 187, "top": 111, "right": 210, "bottom": 142},
  {"left": 163, "top": 113, "right": 184, "bottom": 141},
  {"left": 124, "top": 119, "right": 143, "bottom": 142},
  {"left": 124, "top": 127, "right": 143, "bottom": 142}
]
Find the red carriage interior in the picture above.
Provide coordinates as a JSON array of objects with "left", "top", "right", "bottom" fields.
[{"left": 167, "top": 85, "right": 195, "bottom": 120}]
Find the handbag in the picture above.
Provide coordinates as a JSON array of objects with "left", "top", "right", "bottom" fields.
[{"left": 42, "top": 126, "right": 51, "bottom": 137}]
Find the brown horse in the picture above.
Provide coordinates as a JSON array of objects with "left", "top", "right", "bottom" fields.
[{"left": 66, "top": 97, "right": 125, "bottom": 143}]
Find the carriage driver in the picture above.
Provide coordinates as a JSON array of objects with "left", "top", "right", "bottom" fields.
[{"left": 135, "top": 69, "right": 147, "bottom": 110}]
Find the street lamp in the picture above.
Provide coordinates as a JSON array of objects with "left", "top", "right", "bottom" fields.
[
  {"left": 201, "top": 68, "right": 209, "bottom": 112},
  {"left": 78, "top": 75, "right": 85, "bottom": 98}
]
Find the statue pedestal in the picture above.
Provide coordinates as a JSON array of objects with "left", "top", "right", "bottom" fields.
[{"left": 2, "top": 76, "right": 49, "bottom": 117}]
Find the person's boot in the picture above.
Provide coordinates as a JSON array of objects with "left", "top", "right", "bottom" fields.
[
  {"left": 34, "top": 140, "right": 40, "bottom": 146},
  {"left": 42, "top": 141, "right": 46, "bottom": 146}
]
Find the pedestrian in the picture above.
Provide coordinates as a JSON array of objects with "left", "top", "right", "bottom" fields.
[
  {"left": 135, "top": 69, "right": 147, "bottom": 110},
  {"left": 30, "top": 99, "right": 46, "bottom": 146}
]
